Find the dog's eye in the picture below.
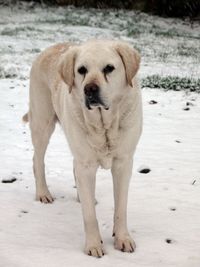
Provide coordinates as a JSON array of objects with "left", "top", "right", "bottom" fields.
[
  {"left": 103, "top": 64, "right": 115, "bottom": 74},
  {"left": 78, "top": 66, "right": 87, "bottom": 75}
]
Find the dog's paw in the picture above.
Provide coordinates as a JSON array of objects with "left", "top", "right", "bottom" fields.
[
  {"left": 36, "top": 190, "right": 54, "bottom": 203},
  {"left": 114, "top": 234, "right": 136, "bottom": 253},
  {"left": 85, "top": 241, "right": 105, "bottom": 258}
]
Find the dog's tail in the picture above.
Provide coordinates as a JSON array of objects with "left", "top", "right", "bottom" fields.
[{"left": 22, "top": 112, "right": 29, "bottom": 123}]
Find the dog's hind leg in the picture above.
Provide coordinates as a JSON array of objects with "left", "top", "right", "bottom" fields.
[
  {"left": 31, "top": 115, "right": 56, "bottom": 203},
  {"left": 29, "top": 80, "right": 56, "bottom": 203}
]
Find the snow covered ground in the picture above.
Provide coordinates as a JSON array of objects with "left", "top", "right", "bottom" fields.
[{"left": 0, "top": 4, "right": 200, "bottom": 267}]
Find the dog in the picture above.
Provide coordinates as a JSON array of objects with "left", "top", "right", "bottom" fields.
[{"left": 23, "top": 39, "right": 142, "bottom": 257}]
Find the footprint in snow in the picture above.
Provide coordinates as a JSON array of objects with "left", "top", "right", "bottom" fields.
[
  {"left": 138, "top": 165, "right": 151, "bottom": 174},
  {"left": 1, "top": 177, "right": 17, "bottom": 183},
  {"left": 183, "top": 107, "right": 190, "bottom": 111},
  {"left": 186, "top": 101, "right": 194, "bottom": 106},
  {"left": 191, "top": 180, "right": 196, "bottom": 185},
  {"left": 169, "top": 207, "right": 176, "bottom": 211},
  {"left": 165, "top": 238, "right": 175, "bottom": 244},
  {"left": 149, "top": 100, "right": 158, "bottom": 104},
  {"left": 21, "top": 210, "right": 28, "bottom": 214}
]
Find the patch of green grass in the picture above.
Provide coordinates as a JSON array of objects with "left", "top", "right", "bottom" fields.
[
  {"left": 154, "top": 28, "right": 182, "bottom": 37},
  {"left": 142, "top": 75, "right": 200, "bottom": 92},
  {"left": 36, "top": 18, "right": 90, "bottom": 26},
  {"left": 177, "top": 43, "right": 199, "bottom": 57},
  {"left": 32, "top": 7, "right": 200, "bottom": 40},
  {"left": 1, "top": 26, "right": 43, "bottom": 36},
  {"left": 158, "top": 51, "right": 169, "bottom": 60},
  {"left": 155, "top": 30, "right": 200, "bottom": 39},
  {"left": 31, "top": 48, "right": 41, "bottom": 53},
  {"left": 127, "top": 26, "right": 142, "bottom": 37},
  {"left": 0, "top": 66, "right": 17, "bottom": 79}
]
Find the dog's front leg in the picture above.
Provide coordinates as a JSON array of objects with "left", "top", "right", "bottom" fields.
[
  {"left": 111, "top": 156, "right": 136, "bottom": 253},
  {"left": 74, "top": 160, "right": 104, "bottom": 258}
]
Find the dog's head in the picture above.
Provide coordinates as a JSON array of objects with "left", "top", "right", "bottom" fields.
[{"left": 58, "top": 40, "right": 140, "bottom": 110}]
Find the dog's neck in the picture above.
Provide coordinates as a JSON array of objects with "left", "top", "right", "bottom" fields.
[
  {"left": 83, "top": 106, "right": 119, "bottom": 166},
  {"left": 83, "top": 106, "right": 118, "bottom": 132}
]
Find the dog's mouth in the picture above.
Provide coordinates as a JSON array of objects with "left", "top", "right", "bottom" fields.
[{"left": 85, "top": 96, "right": 109, "bottom": 110}]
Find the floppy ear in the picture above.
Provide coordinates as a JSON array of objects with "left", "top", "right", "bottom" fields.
[
  {"left": 58, "top": 46, "right": 78, "bottom": 93},
  {"left": 115, "top": 42, "right": 140, "bottom": 87}
]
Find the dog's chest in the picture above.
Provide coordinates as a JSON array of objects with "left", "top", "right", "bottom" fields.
[
  {"left": 86, "top": 117, "right": 119, "bottom": 169},
  {"left": 71, "top": 106, "right": 120, "bottom": 169}
]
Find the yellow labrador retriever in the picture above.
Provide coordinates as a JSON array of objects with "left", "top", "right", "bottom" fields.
[{"left": 23, "top": 40, "right": 142, "bottom": 257}]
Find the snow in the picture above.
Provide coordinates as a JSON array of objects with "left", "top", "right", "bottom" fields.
[{"left": 0, "top": 4, "right": 200, "bottom": 267}]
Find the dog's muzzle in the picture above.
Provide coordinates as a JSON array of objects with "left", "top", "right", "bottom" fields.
[{"left": 84, "top": 83, "right": 108, "bottom": 110}]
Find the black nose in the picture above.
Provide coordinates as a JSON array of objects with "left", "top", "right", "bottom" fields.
[
  {"left": 84, "top": 83, "right": 99, "bottom": 98},
  {"left": 84, "top": 83, "right": 105, "bottom": 110}
]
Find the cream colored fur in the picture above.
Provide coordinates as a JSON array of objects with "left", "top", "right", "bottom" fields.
[{"left": 24, "top": 40, "right": 142, "bottom": 257}]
